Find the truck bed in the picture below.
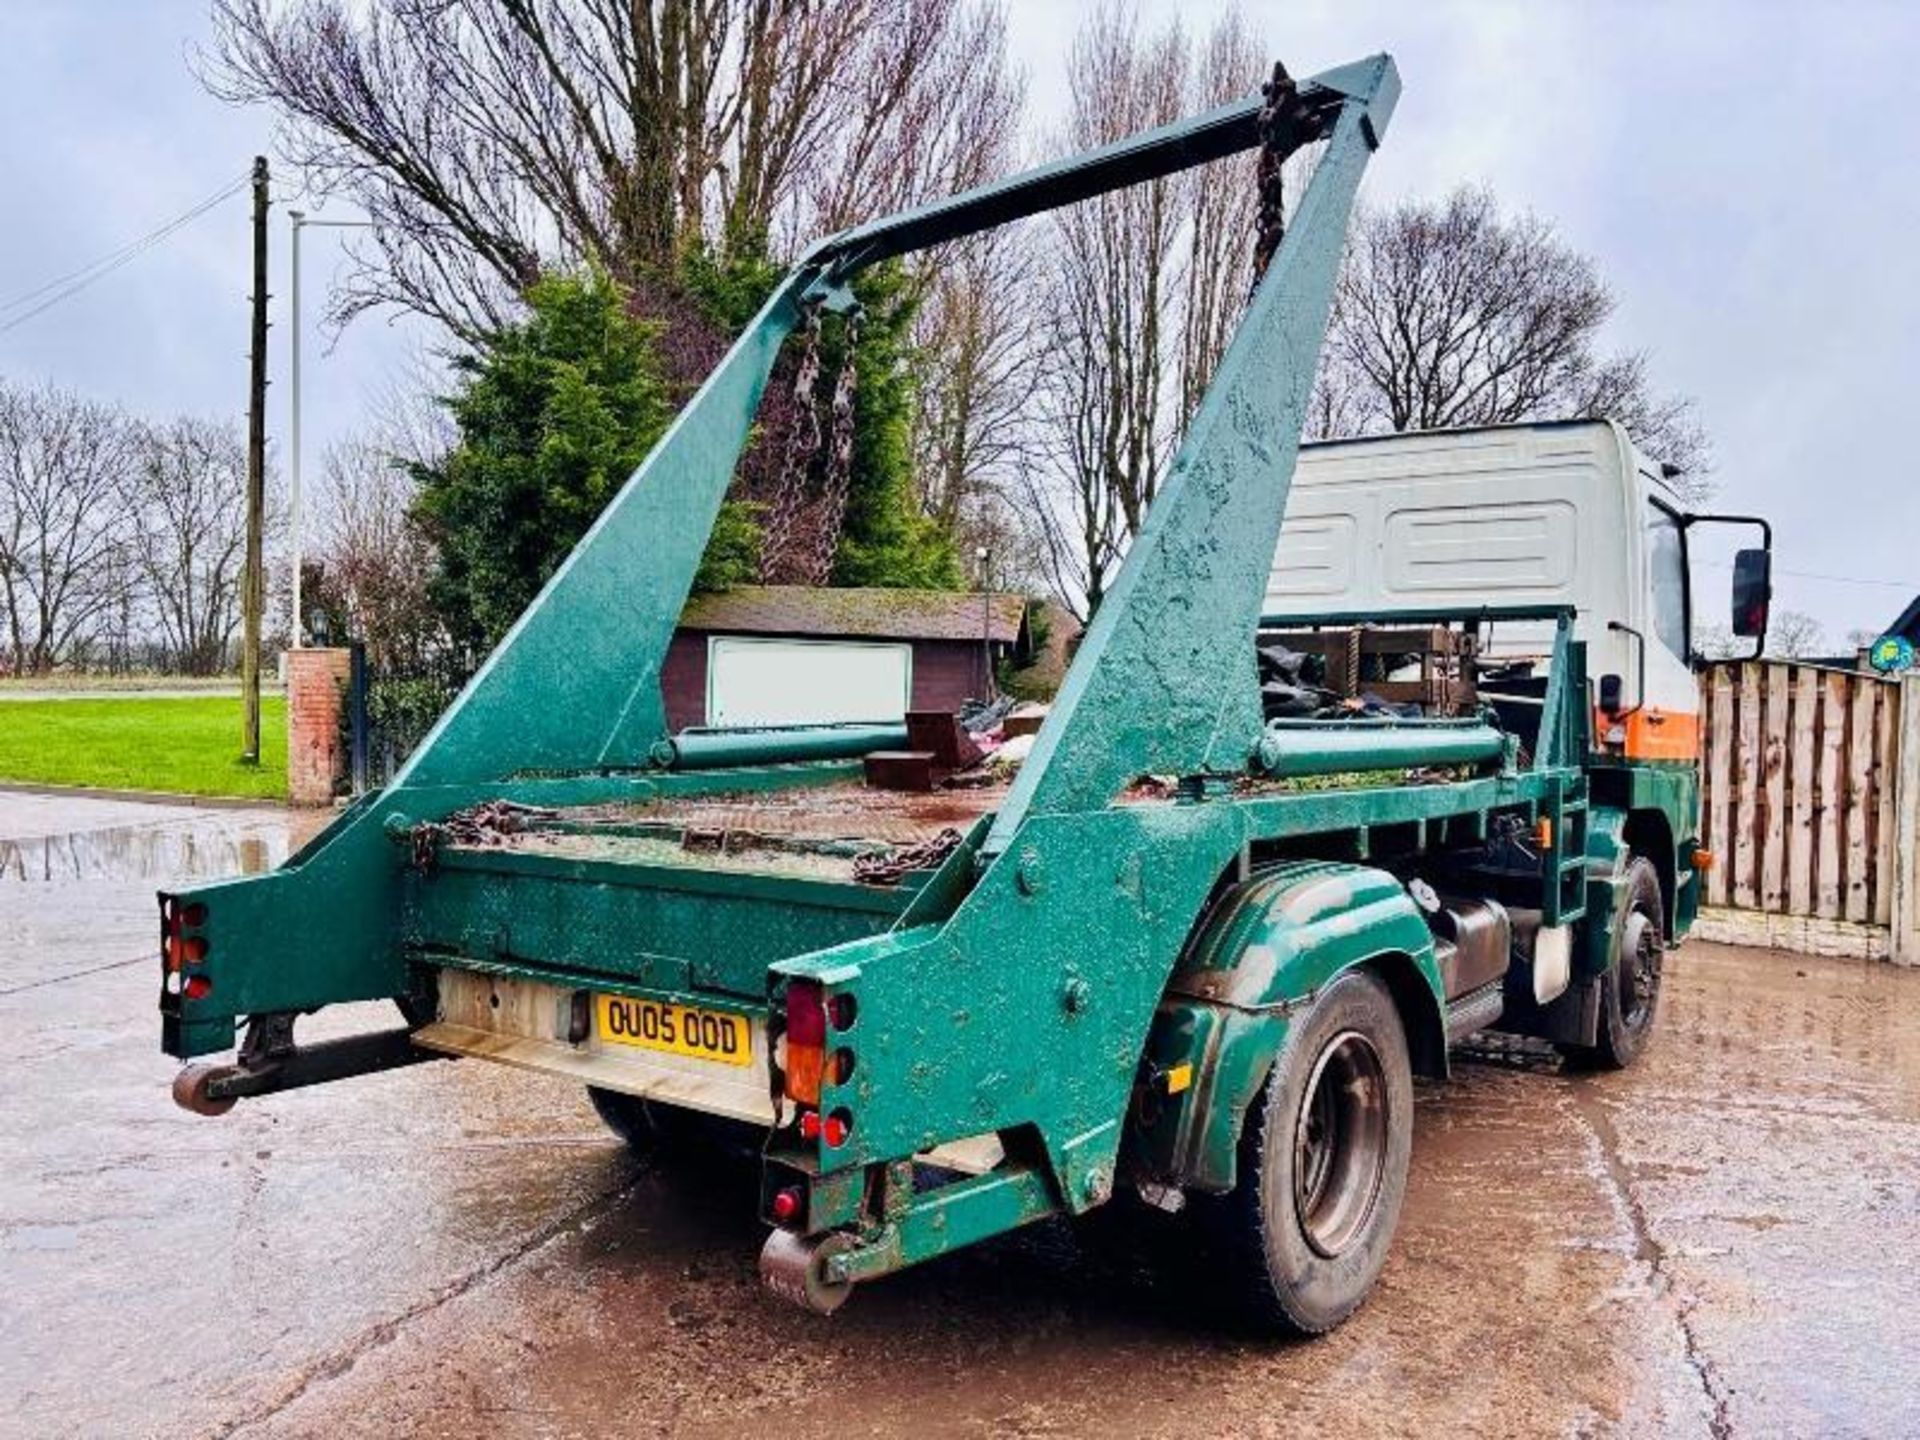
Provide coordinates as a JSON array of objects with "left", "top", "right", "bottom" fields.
[{"left": 440, "top": 779, "right": 1013, "bottom": 884}]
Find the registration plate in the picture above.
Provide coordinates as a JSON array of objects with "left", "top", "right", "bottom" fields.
[{"left": 596, "top": 995, "right": 752, "bottom": 1067}]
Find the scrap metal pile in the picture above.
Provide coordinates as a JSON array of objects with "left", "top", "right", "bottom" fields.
[{"left": 1258, "top": 623, "right": 1479, "bottom": 720}]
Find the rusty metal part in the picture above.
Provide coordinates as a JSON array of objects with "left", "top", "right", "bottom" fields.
[
  {"left": 409, "top": 800, "right": 561, "bottom": 871},
  {"left": 863, "top": 750, "right": 938, "bottom": 793},
  {"left": 1251, "top": 61, "right": 1316, "bottom": 294},
  {"left": 852, "top": 827, "right": 965, "bottom": 886},
  {"left": 905, "top": 710, "right": 986, "bottom": 771},
  {"left": 759, "top": 1227, "right": 857, "bottom": 1314},
  {"left": 171, "top": 1064, "right": 236, "bottom": 1117},
  {"left": 759, "top": 302, "right": 825, "bottom": 581}
]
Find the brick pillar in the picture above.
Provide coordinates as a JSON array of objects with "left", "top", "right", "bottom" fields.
[{"left": 287, "top": 646, "right": 352, "bottom": 806}]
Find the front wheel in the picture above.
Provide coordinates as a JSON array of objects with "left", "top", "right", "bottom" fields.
[
  {"left": 1560, "top": 855, "right": 1664, "bottom": 1071},
  {"left": 1197, "top": 969, "right": 1414, "bottom": 1334}
]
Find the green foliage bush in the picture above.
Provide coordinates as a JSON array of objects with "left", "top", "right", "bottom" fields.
[
  {"left": 410, "top": 271, "right": 766, "bottom": 655},
  {"left": 412, "top": 257, "right": 961, "bottom": 665},
  {"left": 681, "top": 246, "right": 959, "bottom": 590}
]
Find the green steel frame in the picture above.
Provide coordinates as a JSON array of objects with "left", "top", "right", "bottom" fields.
[{"left": 158, "top": 51, "right": 1690, "bottom": 1299}]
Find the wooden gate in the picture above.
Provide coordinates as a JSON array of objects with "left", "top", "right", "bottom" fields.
[{"left": 1698, "top": 662, "right": 1900, "bottom": 926}]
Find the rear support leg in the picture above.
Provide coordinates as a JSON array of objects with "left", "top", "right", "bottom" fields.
[{"left": 172, "top": 1011, "right": 452, "bottom": 1116}]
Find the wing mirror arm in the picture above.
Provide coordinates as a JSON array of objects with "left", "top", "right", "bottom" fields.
[
  {"left": 1606, "top": 621, "right": 1647, "bottom": 719},
  {"left": 1683, "top": 512, "right": 1773, "bottom": 663}
]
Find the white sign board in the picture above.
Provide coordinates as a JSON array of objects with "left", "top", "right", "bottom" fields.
[{"left": 707, "top": 636, "right": 913, "bottom": 728}]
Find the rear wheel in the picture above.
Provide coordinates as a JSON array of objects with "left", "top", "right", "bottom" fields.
[
  {"left": 586, "top": 1088, "right": 762, "bottom": 1161},
  {"left": 1198, "top": 969, "right": 1413, "bottom": 1334},
  {"left": 1561, "top": 855, "right": 1664, "bottom": 1071}
]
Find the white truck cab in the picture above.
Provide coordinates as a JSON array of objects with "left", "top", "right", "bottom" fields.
[{"left": 1271, "top": 419, "right": 1772, "bottom": 763}]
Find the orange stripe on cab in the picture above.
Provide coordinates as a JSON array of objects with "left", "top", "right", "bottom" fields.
[{"left": 1594, "top": 707, "right": 1701, "bottom": 761}]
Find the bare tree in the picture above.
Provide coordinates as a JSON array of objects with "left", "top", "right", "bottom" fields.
[
  {"left": 1022, "top": 8, "right": 1286, "bottom": 619},
  {"left": 890, "top": 3, "right": 1031, "bottom": 549},
  {"left": 1176, "top": 10, "right": 1262, "bottom": 422},
  {"left": 1766, "top": 609, "right": 1827, "bottom": 660},
  {"left": 1029, "top": 6, "right": 1189, "bottom": 617},
  {"left": 203, "top": 0, "right": 1018, "bottom": 340},
  {"left": 911, "top": 229, "right": 1038, "bottom": 532},
  {"left": 121, "top": 417, "right": 253, "bottom": 675},
  {"left": 0, "top": 382, "right": 137, "bottom": 674},
  {"left": 307, "top": 438, "right": 441, "bottom": 668},
  {"left": 799, "top": 0, "right": 1023, "bottom": 251},
  {"left": 1315, "top": 186, "right": 1711, "bottom": 493}
]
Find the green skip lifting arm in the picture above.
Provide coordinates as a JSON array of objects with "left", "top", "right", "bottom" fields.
[{"left": 396, "top": 54, "right": 1399, "bottom": 791}]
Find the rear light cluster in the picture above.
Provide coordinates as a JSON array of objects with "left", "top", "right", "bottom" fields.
[
  {"left": 782, "top": 979, "right": 858, "bottom": 1151},
  {"left": 161, "top": 897, "right": 212, "bottom": 1001}
]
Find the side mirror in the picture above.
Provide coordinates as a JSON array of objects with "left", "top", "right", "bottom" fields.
[{"left": 1731, "top": 548, "right": 1771, "bottom": 639}]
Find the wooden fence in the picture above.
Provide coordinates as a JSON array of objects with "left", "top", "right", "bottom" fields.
[{"left": 1698, "top": 662, "right": 1909, "bottom": 948}]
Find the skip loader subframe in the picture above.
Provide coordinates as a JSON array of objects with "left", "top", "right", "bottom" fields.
[{"left": 159, "top": 53, "right": 1706, "bottom": 1332}]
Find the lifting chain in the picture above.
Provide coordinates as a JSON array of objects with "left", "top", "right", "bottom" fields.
[
  {"left": 759, "top": 302, "right": 826, "bottom": 581},
  {"left": 1250, "top": 60, "right": 1313, "bottom": 297},
  {"left": 796, "top": 305, "right": 863, "bottom": 586},
  {"left": 852, "top": 826, "right": 962, "bottom": 887}
]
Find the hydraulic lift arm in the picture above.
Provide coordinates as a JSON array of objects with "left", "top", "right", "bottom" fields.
[{"left": 396, "top": 54, "right": 1398, "bottom": 791}]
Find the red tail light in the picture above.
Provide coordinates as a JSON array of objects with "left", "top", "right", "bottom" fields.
[{"left": 783, "top": 980, "right": 827, "bottom": 1105}]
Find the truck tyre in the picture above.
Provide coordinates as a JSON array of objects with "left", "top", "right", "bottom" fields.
[
  {"left": 1562, "top": 855, "right": 1664, "bottom": 1071},
  {"left": 586, "top": 1087, "right": 761, "bottom": 1162},
  {"left": 1200, "top": 969, "right": 1413, "bottom": 1334}
]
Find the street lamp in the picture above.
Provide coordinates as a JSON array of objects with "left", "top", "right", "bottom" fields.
[
  {"left": 288, "top": 210, "right": 374, "bottom": 648},
  {"left": 977, "top": 544, "right": 994, "bottom": 700}
]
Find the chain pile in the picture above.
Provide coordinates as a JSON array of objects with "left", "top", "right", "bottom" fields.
[
  {"left": 409, "top": 800, "right": 559, "bottom": 872},
  {"left": 852, "top": 827, "right": 964, "bottom": 887}
]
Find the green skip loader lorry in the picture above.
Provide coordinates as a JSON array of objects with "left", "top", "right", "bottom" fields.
[{"left": 159, "top": 54, "right": 1774, "bottom": 1332}]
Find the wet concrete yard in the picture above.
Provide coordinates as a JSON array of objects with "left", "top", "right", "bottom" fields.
[{"left": 3, "top": 792, "right": 1917, "bottom": 1437}]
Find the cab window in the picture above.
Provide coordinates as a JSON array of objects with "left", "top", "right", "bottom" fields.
[{"left": 1644, "top": 500, "right": 1688, "bottom": 660}]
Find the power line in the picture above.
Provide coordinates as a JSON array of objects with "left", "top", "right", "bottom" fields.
[
  {"left": 0, "top": 170, "right": 253, "bottom": 335},
  {"left": 0, "top": 169, "right": 249, "bottom": 315},
  {"left": 1696, "top": 559, "right": 1916, "bottom": 592}
]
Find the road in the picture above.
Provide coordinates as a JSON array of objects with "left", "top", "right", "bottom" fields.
[{"left": 2, "top": 791, "right": 1916, "bottom": 1438}]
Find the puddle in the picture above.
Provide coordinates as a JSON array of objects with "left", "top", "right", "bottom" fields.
[{"left": 0, "top": 818, "right": 291, "bottom": 883}]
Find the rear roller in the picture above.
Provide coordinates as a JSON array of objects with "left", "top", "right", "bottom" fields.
[
  {"left": 759, "top": 1229, "right": 857, "bottom": 1315},
  {"left": 171, "top": 1064, "right": 237, "bottom": 1117}
]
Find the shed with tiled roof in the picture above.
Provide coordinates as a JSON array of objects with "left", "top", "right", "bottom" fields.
[{"left": 664, "top": 586, "right": 1031, "bottom": 730}]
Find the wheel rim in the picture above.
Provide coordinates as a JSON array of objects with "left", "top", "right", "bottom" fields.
[
  {"left": 1620, "top": 908, "right": 1661, "bottom": 1032},
  {"left": 1292, "top": 1029, "right": 1389, "bottom": 1259}
]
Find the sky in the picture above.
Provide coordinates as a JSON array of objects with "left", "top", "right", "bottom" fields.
[{"left": 2, "top": 0, "right": 1916, "bottom": 642}]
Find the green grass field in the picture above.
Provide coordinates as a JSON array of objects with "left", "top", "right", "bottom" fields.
[{"left": 0, "top": 696, "right": 288, "bottom": 800}]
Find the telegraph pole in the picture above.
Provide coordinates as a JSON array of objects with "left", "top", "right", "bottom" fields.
[{"left": 241, "top": 155, "right": 269, "bottom": 764}]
